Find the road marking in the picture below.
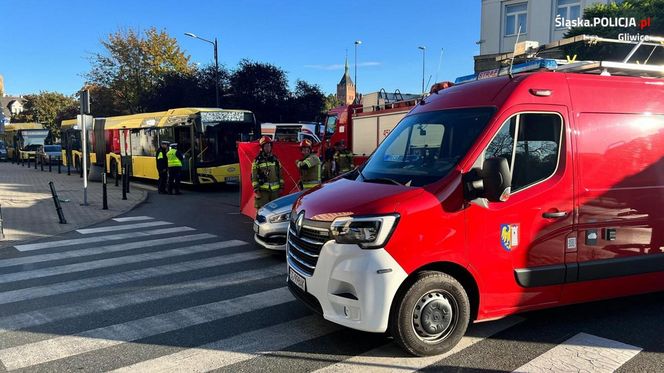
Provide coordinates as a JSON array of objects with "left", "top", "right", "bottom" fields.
[
  {"left": 0, "top": 248, "right": 263, "bottom": 305},
  {"left": 13, "top": 226, "right": 196, "bottom": 252},
  {"left": 76, "top": 221, "right": 172, "bottom": 234},
  {"left": 513, "top": 332, "right": 641, "bottom": 373},
  {"left": 112, "top": 216, "right": 154, "bottom": 222},
  {"left": 0, "top": 287, "right": 293, "bottom": 370},
  {"left": 111, "top": 315, "right": 339, "bottom": 373},
  {"left": 315, "top": 316, "right": 524, "bottom": 373},
  {"left": 0, "top": 264, "right": 285, "bottom": 331},
  {"left": 0, "top": 236, "right": 233, "bottom": 285}
]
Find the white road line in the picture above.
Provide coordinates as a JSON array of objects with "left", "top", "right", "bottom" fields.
[
  {"left": 0, "top": 235, "right": 232, "bottom": 285},
  {"left": 76, "top": 221, "right": 172, "bottom": 234},
  {"left": 112, "top": 216, "right": 154, "bottom": 222},
  {"left": 315, "top": 316, "right": 524, "bottom": 373},
  {"left": 111, "top": 315, "right": 339, "bottom": 373},
  {"left": 0, "top": 264, "right": 285, "bottom": 331},
  {"left": 1, "top": 229, "right": 202, "bottom": 268},
  {"left": 0, "top": 287, "right": 294, "bottom": 370},
  {"left": 13, "top": 226, "right": 196, "bottom": 252},
  {"left": 513, "top": 332, "right": 641, "bottom": 373},
  {"left": 0, "top": 249, "right": 263, "bottom": 305}
]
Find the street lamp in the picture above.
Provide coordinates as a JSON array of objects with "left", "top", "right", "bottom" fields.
[
  {"left": 418, "top": 46, "right": 426, "bottom": 95},
  {"left": 354, "top": 40, "right": 362, "bottom": 101},
  {"left": 185, "top": 32, "right": 220, "bottom": 108}
]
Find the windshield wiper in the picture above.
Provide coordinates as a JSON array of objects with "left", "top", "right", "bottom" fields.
[{"left": 362, "top": 177, "right": 403, "bottom": 186}]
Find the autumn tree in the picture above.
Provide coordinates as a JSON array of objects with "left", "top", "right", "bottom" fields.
[
  {"left": 87, "top": 27, "right": 193, "bottom": 114},
  {"left": 12, "top": 91, "right": 78, "bottom": 137}
]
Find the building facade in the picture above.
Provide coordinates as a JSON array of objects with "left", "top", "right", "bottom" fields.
[
  {"left": 336, "top": 57, "right": 356, "bottom": 106},
  {"left": 475, "top": 0, "right": 618, "bottom": 72}
]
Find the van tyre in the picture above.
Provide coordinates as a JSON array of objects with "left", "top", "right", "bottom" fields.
[{"left": 390, "top": 271, "right": 470, "bottom": 356}]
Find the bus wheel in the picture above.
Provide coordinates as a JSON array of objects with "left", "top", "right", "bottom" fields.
[{"left": 390, "top": 271, "right": 470, "bottom": 356}]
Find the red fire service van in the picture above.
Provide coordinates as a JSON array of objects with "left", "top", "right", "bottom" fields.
[{"left": 286, "top": 35, "right": 664, "bottom": 356}]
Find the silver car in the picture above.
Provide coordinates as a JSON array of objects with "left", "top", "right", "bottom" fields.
[{"left": 253, "top": 192, "right": 303, "bottom": 251}]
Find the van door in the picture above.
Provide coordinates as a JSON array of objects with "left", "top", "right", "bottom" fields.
[{"left": 466, "top": 107, "right": 575, "bottom": 314}]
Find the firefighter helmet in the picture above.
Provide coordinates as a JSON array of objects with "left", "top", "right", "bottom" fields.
[
  {"left": 259, "top": 136, "right": 273, "bottom": 146},
  {"left": 299, "top": 139, "right": 313, "bottom": 149}
]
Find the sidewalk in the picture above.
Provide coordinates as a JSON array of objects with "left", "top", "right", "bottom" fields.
[{"left": 0, "top": 161, "right": 147, "bottom": 249}]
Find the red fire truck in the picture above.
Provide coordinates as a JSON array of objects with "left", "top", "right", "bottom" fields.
[
  {"left": 323, "top": 91, "right": 420, "bottom": 164},
  {"left": 286, "top": 35, "right": 664, "bottom": 356}
]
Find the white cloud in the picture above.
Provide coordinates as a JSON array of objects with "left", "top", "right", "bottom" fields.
[{"left": 304, "top": 62, "right": 381, "bottom": 70}]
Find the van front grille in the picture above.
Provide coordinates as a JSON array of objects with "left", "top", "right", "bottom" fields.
[{"left": 287, "top": 219, "right": 331, "bottom": 277}]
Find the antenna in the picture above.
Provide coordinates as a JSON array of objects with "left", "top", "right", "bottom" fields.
[
  {"left": 508, "top": 25, "right": 522, "bottom": 79},
  {"left": 435, "top": 48, "right": 443, "bottom": 83}
]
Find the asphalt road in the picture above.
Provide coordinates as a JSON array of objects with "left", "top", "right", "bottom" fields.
[{"left": 0, "top": 185, "right": 661, "bottom": 372}]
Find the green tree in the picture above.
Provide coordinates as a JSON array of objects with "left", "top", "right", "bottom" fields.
[
  {"left": 12, "top": 91, "right": 78, "bottom": 137},
  {"left": 87, "top": 27, "right": 193, "bottom": 114},
  {"left": 229, "top": 60, "right": 290, "bottom": 122},
  {"left": 289, "top": 80, "right": 326, "bottom": 121},
  {"left": 564, "top": 0, "right": 664, "bottom": 64},
  {"left": 323, "top": 94, "right": 341, "bottom": 112}
]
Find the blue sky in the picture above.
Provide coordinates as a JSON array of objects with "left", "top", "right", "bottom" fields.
[{"left": 1, "top": 0, "right": 481, "bottom": 97}]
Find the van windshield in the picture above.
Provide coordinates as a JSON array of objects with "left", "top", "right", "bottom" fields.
[{"left": 360, "top": 107, "right": 495, "bottom": 187}]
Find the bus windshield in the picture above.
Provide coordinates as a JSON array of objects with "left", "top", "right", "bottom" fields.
[
  {"left": 360, "top": 108, "right": 495, "bottom": 187},
  {"left": 21, "top": 130, "right": 49, "bottom": 150},
  {"left": 197, "top": 111, "right": 257, "bottom": 166}
]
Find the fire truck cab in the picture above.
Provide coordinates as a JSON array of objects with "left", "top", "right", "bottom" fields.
[{"left": 286, "top": 36, "right": 664, "bottom": 356}]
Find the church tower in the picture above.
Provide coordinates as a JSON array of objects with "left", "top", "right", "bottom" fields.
[{"left": 336, "top": 56, "right": 355, "bottom": 105}]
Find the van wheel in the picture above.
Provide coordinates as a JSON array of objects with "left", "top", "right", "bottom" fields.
[{"left": 390, "top": 271, "right": 470, "bottom": 356}]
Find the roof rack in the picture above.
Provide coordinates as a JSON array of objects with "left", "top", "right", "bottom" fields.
[{"left": 456, "top": 34, "right": 664, "bottom": 84}]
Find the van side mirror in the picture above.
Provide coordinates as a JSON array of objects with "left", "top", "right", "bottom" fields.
[{"left": 464, "top": 157, "right": 512, "bottom": 202}]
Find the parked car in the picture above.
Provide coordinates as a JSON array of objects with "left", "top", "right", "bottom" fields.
[
  {"left": 254, "top": 191, "right": 303, "bottom": 250},
  {"left": 0, "top": 141, "right": 7, "bottom": 161},
  {"left": 37, "top": 144, "right": 62, "bottom": 165}
]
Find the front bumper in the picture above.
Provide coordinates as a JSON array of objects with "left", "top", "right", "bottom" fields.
[
  {"left": 254, "top": 220, "right": 288, "bottom": 251},
  {"left": 287, "top": 241, "right": 407, "bottom": 333}
]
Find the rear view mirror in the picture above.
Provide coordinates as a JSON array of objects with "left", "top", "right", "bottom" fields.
[
  {"left": 463, "top": 157, "right": 511, "bottom": 202},
  {"left": 482, "top": 157, "right": 512, "bottom": 202}
]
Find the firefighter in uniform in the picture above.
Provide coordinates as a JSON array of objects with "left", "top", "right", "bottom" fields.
[
  {"left": 333, "top": 140, "right": 354, "bottom": 176},
  {"left": 252, "top": 136, "right": 283, "bottom": 209},
  {"left": 296, "top": 139, "right": 321, "bottom": 190},
  {"left": 155, "top": 140, "right": 169, "bottom": 194},
  {"left": 167, "top": 143, "right": 184, "bottom": 195},
  {"left": 321, "top": 138, "right": 335, "bottom": 181}
]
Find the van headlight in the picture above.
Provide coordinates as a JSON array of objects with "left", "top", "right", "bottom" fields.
[
  {"left": 269, "top": 212, "right": 291, "bottom": 223},
  {"left": 330, "top": 214, "right": 399, "bottom": 249}
]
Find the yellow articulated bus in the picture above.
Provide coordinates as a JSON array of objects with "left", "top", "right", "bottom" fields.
[
  {"left": 89, "top": 108, "right": 258, "bottom": 185},
  {"left": 60, "top": 118, "right": 84, "bottom": 169},
  {"left": 0, "top": 123, "right": 50, "bottom": 160}
]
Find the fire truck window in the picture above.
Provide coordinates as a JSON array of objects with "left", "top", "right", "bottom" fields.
[
  {"left": 485, "top": 116, "right": 516, "bottom": 168},
  {"left": 511, "top": 113, "right": 562, "bottom": 191},
  {"left": 326, "top": 116, "right": 337, "bottom": 135}
]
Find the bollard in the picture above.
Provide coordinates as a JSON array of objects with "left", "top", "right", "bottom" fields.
[
  {"left": 102, "top": 171, "right": 108, "bottom": 210},
  {"left": 34, "top": 156, "right": 37, "bottom": 170},
  {"left": 48, "top": 181, "right": 67, "bottom": 224},
  {"left": 0, "top": 204, "right": 5, "bottom": 240},
  {"left": 122, "top": 164, "right": 127, "bottom": 200},
  {"left": 67, "top": 159, "right": 71, "bottom": 175},
  {"left": 58, "top": 158, "right": 61, "bottom": 174},
  {"left": 49, "top": 156, "right": 52, "bottom": 172},
  {"left": 26, "top": 155, "right": 30, "bottom": 168},
  {"left": 41, "top": 156, "right": 44, "bottom": 171},
  {"left": 80, "top": 160, "right": 83, "bottom": 178},
  {"left": 115, "top": 166, "right": 119, "bottom": 187}
]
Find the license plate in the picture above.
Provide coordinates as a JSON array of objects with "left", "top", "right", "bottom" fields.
[
  {"left": 289, "top": 267, "right": 306, "bottom": 292},
  {"left": 225, "top": 176, "right": 239, "bottom": 183},
  {"left": 253, "top": 222, "right": 259, "bottom": 233}
]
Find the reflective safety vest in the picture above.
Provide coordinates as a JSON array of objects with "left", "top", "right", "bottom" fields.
[
  {"left": 167, "top": 149, "right": 182, "bottom": 167},
  {"left": 251, "top": 152, "right": 284, "bottom": 191},
  {"left": 297, "top": 154, "right": 321, "bottom": 190},
  {"left": 334, "top": 150, "right": 353, "bottom": 173}
]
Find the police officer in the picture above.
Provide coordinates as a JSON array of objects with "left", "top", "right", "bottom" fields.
[
  {"left": 251, "top": 136, "right": 283, "bottom": 209},
  {"left": 155, "top": 140, "right": 169, "bottom": 194},
  {"left": 167, "top": 143, "right": 184, "bottom": 195},
  {"left": 296, "top": 139, "right": 321, "bottom": 190},
  {"left": 333, "top": 140, "right": 353, "bottom": 175}
]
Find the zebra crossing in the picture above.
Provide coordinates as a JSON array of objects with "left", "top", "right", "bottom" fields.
[{"left": 0, "top": 215, "right": 654, "bottom": 372}]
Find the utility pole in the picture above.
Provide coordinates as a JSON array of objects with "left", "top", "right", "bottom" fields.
[
  {"left": 418, "top": 46, "right": 426, "bottom": 94},
  {"left": 79, "top": 89, "right": 91, "bottom": 206}
]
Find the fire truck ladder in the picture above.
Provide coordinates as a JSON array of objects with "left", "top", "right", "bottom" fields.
[{"left": 456, "top": 34, "right": 664, "bottom": 84}]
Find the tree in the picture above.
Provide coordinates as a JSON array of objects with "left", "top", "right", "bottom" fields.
[
  {"left": 229, "top": 60, "right": 290, "bottom": 122},
  {"left": 564, "top": 0, "right": 664, "bottom": 64},
  {"left": 289, "top": 80, "right": 326, "bottom": 122},
  {"left": 323, "top": 94, "right": 342, "bottom": 112},
  {"left": 12, "top": 91, "right": 78, "bottom": 137},
  {"left": 87, "top": 27, "right": 193, "bottom": 114}
]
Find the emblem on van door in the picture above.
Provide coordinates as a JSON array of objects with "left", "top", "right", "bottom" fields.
[
  {"left": 500, "top": 224, "right": 519, "bottom": 251},
  {"left": 296, "top": 211, "right": 305, "bottom": 236}
]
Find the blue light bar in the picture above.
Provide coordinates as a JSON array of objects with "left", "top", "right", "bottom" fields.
[{"left": 454, "top": 59, "right": 559, "bottom": 84}]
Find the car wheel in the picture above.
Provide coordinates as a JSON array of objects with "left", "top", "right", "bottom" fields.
[{"left": 390, "top": 271, "right": 470, "bottom": 356}]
